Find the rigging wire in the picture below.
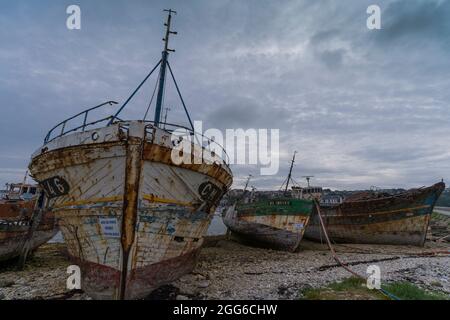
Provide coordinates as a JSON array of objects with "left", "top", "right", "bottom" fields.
[
  {"left": 167, "top": 61, "right": 195, "bottom": 132},
  {"left": 290, "top": 177, "right": 300, "bottom": 187},
  {"left": 143, "top": 67, "right": 162, "bottom": 121},
  {"left": 109, "top": 59, "right": 162, "bottom": 125},
  {"left": 161, "top": 66, "right": 168, "bottom": 124}
]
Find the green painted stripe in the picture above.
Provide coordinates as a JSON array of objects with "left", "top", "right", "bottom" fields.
[{"left": 237, "top": 198, "right": 313, "bottom": 216}]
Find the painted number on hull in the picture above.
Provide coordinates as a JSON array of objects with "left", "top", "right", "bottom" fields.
[
  {"left": 198, "top": 182, "right": 222, "bottom": 202},
  {"left": 40, "top": 176, "right": 70, "bottom": 198}
]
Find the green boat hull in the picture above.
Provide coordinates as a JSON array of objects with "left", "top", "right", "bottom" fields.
[{"left": 223, "top": 198, "right": 313, "bottom": 252}]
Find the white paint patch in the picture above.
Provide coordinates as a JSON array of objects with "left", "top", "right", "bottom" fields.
[{"left": 293, "top": 223, "right": 304, "bottom": 229}]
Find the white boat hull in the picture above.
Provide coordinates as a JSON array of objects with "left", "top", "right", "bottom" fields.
[{"left": 29, "top": 121, "right": 232, "bottom": 299}]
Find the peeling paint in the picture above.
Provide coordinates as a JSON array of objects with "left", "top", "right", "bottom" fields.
[
  {"left": 305, "top": 182, "right": 445, "bottom": 246},
  {"left": 29, "top": 121, "right": 232, "bottom": 299},
  {"left": 223, "top": 198, "right": 313, "bottom": 252}
]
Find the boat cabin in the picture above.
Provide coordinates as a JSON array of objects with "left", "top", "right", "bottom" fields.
[
  {"left": 1, "top": 183, "right": 40, "bottom": 201},
  {"left": 291, "top": 186, "right": 323, "bottom": 200}
]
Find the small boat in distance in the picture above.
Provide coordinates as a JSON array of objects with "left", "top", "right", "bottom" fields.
[
  {"left": 0, "top": 181, "right": 57, "bottom": 263},
  {"left": 28, "top": 10, "right": 232, "bottom": 299},
  {"left": 305, "top": 181, "right": 445, "bottom": 246},
  {"left": 1, "top": 182, "right": 39, "bottom": 201},
  {"left": 223, "top": 152, "right": 313, "bottom": 252}
]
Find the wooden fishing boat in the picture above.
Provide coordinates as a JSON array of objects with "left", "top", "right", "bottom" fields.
[
  {"left": 0, "top": 183, "right": 57, "bottom": 262},
  {"left": 305, "top": 182, "right": 445, "bottom": 246},
  {"left": 28, "top": 10, "right": 232, "bottom": 299},
  {"left": 223, "top": 198, "right": 313, "bottom": 252},
  {"left": 223, "top": 153, "right": 313, "bottom": 252}
]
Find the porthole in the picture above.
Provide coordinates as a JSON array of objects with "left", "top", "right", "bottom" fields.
[{"left": 92, "top": 132, "right": 100, "bottom": 141}]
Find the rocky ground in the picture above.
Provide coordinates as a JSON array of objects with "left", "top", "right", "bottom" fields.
[
  {"left": 0, "top": 239, "right": 448, "bottom": 300},
  {"left": 0, "top": 214, "right": 449, "bottom": 300},
  {"left": 173, "top": 240, "right": 449, "bottom": 300}
]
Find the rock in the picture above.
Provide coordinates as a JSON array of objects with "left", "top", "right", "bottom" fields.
[
  {"left": 0, "top": 280, "right": 15, "bottom": 288},
  {"left": 195, "top": 274, "right": 206, "bottom": 280},
  {"left": 176, "top": 295, "right": 190, "bottom": 300},
  {"left": 197, "top": 280, "right": 210, "bottom": 288},
  {"left": 0, "top": 292, "right": 5, "bottom": 300}
]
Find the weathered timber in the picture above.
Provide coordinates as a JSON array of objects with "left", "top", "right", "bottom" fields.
[
  {"left": 304, "top": 182, "right": 445, "bottom": 246},
  {"left": 28, "top": 11, "right": 232, "bottom": 299},
  {"left": 0, "top": 198, "right": 57, "bottom": 263},
  {"left": 29, "top": 122, "right": 232, "bottom": 299},
  {"left": 223, "top": 198, "right": 313, "bottom": 252}
]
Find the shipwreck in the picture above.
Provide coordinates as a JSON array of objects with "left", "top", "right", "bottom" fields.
[
  {"left": 305, "top": 182, "right": 445, "bottom": 246},
  {"left": 28, "top": 10, "right": 232, "bottom": 299},
  {"left": 223, "top": 153, "right": 313, "bottom": 252}
]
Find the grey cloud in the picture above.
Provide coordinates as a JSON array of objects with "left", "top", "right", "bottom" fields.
[
  {"left": 1, "top": 0, "right": 450, "bottom": 190},
  {"left": 376, "top": 0, "right": 450, "bottom": 45},
  {"left": 317, "top": 48, "right": 346, "bottom": 69},
  {"left": 205, "top": 96, "right": 291, "bottom": 129}
]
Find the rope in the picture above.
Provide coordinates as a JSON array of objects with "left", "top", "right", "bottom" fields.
[
  {"left": 379, "top": 287, "right": 401, "bottom": 300},
  {"left": 313, "top": 200, "right": 401, "bottom": 300}
]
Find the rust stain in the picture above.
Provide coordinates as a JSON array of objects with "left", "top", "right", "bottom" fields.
[
  {"left": 53, "top": 196, "right": 123, "bottom": 208},
  {"left": 142, "top": 143, "right": 232, "bottom": 186},
  {"left": 305, "top": 182, "right": 445, "bottom": 246},
  {"left": 0, "top": 198, "right": 58, "bottom": 262},
  {"left": 119, "top": 129, "right": 144, "bottom": 299},
  {"left": 142, "top": 194, "right": 195, "bottom": 207},
  {"left": 28, "top": 121, "right": 233, "bottom": 299}
]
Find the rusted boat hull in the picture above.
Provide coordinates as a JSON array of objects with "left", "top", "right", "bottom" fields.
[
  {"left": 0, "top": 202, "right": 57, "bottom": 262},
  {"left": 72, "top": 245, "right": 201, "bottom": 300},
  {"left": 29, "top": 122, "right": 232, "bottom": 299},
  {"left": 58, "top": 206, "right": 212, "bottom": 299},
  {"left": 223, "top": 199, "right": 312, "bottom": 252},
  {"left": 305, "top": 182, "right": 445, "bottom": 246},
  {"left": 225, "top": 216, "right": 309, "bottom": 252}
]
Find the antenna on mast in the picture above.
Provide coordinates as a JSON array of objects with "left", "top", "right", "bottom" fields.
[
  {"left": 154, "top": 9, "right": 177, "bottom": 127},
  {"left": 162, "top": 106, "right": 171, "bottom": 128},
  {"left": 302, "top": 176, "right": 314, "bottom": 187}
]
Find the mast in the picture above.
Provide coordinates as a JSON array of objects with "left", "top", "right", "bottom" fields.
[
  {"left": 284, "top": 152, "right": 297, "bottom": 192},
  {"left": 154, "top": 9, "right": 177, "bottom": 127},
  {"left": 243, "top": 174, "right": 252, "bottom": 192},
  {"left": 302, "top": 176, "right": 314, "bottom": 187},
  {"left": 19, "top": 170, "right": 28, "bottom": 196}
]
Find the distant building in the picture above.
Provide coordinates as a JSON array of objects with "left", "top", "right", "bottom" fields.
[{"left": 320, "top": 194, "right": 344, "bottom": 206}]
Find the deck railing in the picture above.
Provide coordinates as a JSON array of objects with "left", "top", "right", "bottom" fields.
[
  {"left": 42, "top": 106, "right": 230, "bottom": 166},
  {"left": 144, "top": 121, "right": 231, "bottom": 166},
  {"left": 44, "top": 101, "right": 118, "bottom": 143}
]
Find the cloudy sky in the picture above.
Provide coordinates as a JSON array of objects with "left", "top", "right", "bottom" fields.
[{"left": 1, "top": 0, "right": 449, "bottom": 190}]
